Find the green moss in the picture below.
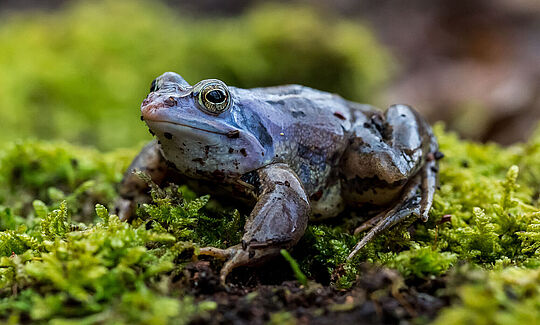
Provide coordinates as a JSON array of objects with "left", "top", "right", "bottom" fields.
[
  {"left": 0, "top": 140, "right": 134, "bottom": 222},
  {"left": 434, "top": 266, "right": 540, "bottom": 325},
  {"left": 1, "top": 122, "right": 539, "bottom": 322},
  {"left": 379, "top": 244, "right": 457, "bottom": 278},
  {"left": 268, "top": 311, "right": 296, "bottom": 325},
  {"left": 423, "top": 125, "right": 539, "bottom": 265},
  {"left": 0, "top": 1, "right": 536, "bottom": 323},
  {"left": 0, "top": 197, "right": 218, "bottom": 322},
  {"left": 0, "top": 0, "right": 391, "bottom": 150},
  {"left": 0, "top": 141, "right": 223, "bottom": 323}
]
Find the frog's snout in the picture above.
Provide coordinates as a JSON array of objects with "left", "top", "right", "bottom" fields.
[{"left": 141, "top": 93, "right": 179, "bottom": 122}]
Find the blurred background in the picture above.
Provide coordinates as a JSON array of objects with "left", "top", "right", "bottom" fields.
[{"left": 0, "top": 0, "right": 538, "bottom": 150}]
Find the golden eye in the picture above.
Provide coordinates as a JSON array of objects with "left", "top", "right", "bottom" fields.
[{"left": 194, "top": 80, "right": 231, "bottom": 115}]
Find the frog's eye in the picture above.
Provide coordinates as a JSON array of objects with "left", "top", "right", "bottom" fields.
[{"left": 194, "top": 80, "right": 232, "bottom": 115}]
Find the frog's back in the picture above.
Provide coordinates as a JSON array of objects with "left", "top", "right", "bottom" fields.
[
  {"left": 249, "top": 84, "right": 363, "bottom": 120},
  {"left": 232, "top": 84, "right": 366, "bottom": 200}
]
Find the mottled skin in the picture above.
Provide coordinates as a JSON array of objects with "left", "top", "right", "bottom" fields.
[{"left": 117, "top": 72, "right": 441, "bottom": 284}]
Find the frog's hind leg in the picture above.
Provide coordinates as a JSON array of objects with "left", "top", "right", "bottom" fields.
[
  {"left": 347, "top": 134, "right": 440, "bottom": 260},
  {"left": 347, "top": 173, "right": 422, "bottom": 260}
]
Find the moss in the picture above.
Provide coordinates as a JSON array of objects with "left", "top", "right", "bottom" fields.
[
  {"left": 1, "top": 122, "right": 539, "bottom": 322},
  {"left": 0, "top": 140, "right": 134, "bottom": 221},
  {"left": 136, "top": 181, "right": 245, "bottom": 249},
  {"left": 379, "top": 245, "right": 458, "bottom": 278},
  {"left": 0, "top": 198, "right": 217, "bottom": 323},
  {"left": 0, "top": 141, "right": 221, "bottom": 322},
  {"left": 433, "top": 266, "right": 540, "bottom": 325},
  {"left": 268, "top": 311, "right": 296, "bottom": 325}
]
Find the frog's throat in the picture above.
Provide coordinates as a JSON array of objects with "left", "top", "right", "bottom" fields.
[{"left": 145, "top": 119, "right": 237, "bottom": 137}]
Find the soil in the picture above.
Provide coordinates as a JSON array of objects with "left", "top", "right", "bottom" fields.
[{"left": 184, "top": 260, "right": 448, "bottom": 324}]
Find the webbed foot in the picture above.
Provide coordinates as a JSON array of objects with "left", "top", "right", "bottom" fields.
[{"left": 198, "top": 244, "right": 281, "bottom": 285}]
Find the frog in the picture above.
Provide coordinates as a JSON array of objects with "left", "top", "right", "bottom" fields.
[{"left": 116, "top": 72, "right": 441, "bottom": 284}]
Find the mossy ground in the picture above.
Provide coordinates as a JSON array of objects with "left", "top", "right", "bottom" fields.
[
  {"left": 1, "top": 124, "right": 539, "bottom": 324},
  {"left": 0, "top": 1, "right": 539, "bottom": 323}
]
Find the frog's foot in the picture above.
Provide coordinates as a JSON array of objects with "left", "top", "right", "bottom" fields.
[
  {"left": 198, "top": 245, "right": 245, "bottom": 285},
  {"left": 348, "top": 175, "right": 421, "bottom": 260},
  {"left": 353, "top": 210, "right": 386, "bottom": 235},
  {"left": 198, "top": 244, "right": 282, "bottom": 285},
  {"left": 348, "top": 157, "right": 438, "bottom": 260}
]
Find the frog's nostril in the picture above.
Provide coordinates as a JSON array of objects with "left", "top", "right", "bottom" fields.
[{"left": 164, "top": 96, "right": 177, "bottom": 107}]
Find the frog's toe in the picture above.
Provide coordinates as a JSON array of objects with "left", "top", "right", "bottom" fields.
[
  {"left": 348, "top": 198, "right": 421, "bottom": 260},
  {"left": 419, "top": 150, "right": 439, "bottom": 222},
  {"left": 353, "top": 210, "right": 386, "bottom": 235},
  {"left": 198, "top": 246, "right": 234, "bottom": 260},
  {"left": 197, "top": 244, "right": 251, "bottom": 285},
  {"left": 219, "top": 246, "right": 282, "bottom": 285},
  {"left": 219, "top": 249, "right": 251, "bottom": 285},
  {"left": 197, "top": 244, "right": 282, "bottom": 285}
]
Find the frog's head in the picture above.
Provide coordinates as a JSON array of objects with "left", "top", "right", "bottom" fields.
[{"left": 141, "top": 72, "right": 269, "bottom": 180}]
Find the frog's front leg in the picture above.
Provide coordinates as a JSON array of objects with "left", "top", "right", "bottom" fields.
[
  {"left": 198, "top": 163, "right": 310, "bottom": 285},
  {"left": 115, "top": 140, "right": 169, "bottom": 221}
]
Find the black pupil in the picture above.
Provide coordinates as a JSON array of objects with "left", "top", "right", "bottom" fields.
[{"left": 206, "top": 90, "right": 226, "bottom": 104}]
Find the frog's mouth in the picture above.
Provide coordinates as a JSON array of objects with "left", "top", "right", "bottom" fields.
[{"left": 145, "top": 119, "right": 241, "bottom": 139}]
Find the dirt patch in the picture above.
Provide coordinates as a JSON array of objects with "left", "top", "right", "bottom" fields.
[{"left": 185, "top": 261, "right": 448, "bottom": 324}]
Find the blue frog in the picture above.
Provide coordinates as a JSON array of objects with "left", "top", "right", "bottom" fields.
[{"left": 117, "top": 72, "right": 441, "bottom": 284}]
